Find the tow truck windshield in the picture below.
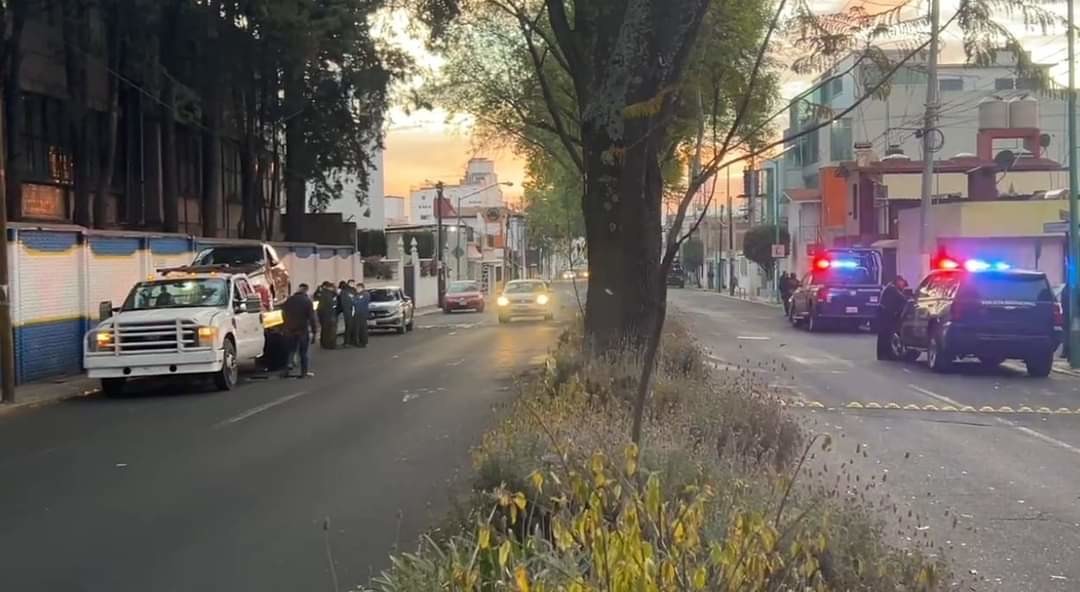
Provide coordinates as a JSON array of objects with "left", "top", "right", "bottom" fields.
[{"left": 122, "top": 278, "right": 229, "bottom": 310}]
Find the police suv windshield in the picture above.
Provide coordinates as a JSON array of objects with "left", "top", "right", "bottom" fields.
[
  {"left": 122, "top": 278, "right": 229, "bottom": 310},
  {"left": 957, "top": 273, "right": 1054, "bottom": 302},
  {"left": 811, "top": 252, "right": 880, "bottom": 286}
]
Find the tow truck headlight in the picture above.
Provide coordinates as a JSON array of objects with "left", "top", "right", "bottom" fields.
[
  {"left": 196, "top": 326, "right": 217, "bottom": 346},
  {"left": 536, "top": 294, "right": 549, "bottom": 305},
  {"left": 92, "top": 331, "right": 113, "bottom": 352},
  {"left": 497, "top": 296, "right": 509, "bottom": 307}
]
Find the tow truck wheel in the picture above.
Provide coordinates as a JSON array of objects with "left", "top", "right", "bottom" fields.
[
  {"left": 101, "top": 378, "right": 126, "bottom": 397},
  {"left": 214, "top": 338, "right": 239, "bottom": 391},
  {"left": 927, "top": 332, "right": 952, "bottom": 373},
  {"left": 1025, "top": 353, "right": 1053, "bottom": 378}
]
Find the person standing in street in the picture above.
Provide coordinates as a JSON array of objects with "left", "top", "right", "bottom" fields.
[
  {"left": 316, "top": 281, "right": 338, "bottom": 349},
  {"left": 338, "top": 280, "right": 356, "bottom": 347},
  {"left": 876, "top": 275, "right": 910, "bottom": 360},
  {"left": 352, "top": 282, "right": 370, "bottom": 347},
  {"left": 281, "top": 283, "right": 318, "bottom": 378},
  {"left": 779, "top": 272, "right": 794, "bottom": 315}
]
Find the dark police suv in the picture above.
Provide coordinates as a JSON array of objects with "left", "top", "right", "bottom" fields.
[
  {"left": 887, "top": 258, "right": 1063, "bottom": 377},
  {"left": 789, "top": 248, "right": 883, "bottom": 332}
]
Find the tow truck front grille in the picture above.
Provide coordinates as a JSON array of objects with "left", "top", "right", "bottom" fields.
[{"left": 109, "top": 320, "right": 200, "bottom": 353}]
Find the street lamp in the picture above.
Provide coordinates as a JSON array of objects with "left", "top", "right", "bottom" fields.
[{"left": 453, "top": 182, "right": 513, "bottom": 280}]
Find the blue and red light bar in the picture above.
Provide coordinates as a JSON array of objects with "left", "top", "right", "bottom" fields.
[
  {"left": 935, "top": 257, "right": 1010, "bottom": 272},
  {"left": 813, "top": 257, "right": 858, "bottom": 270}
]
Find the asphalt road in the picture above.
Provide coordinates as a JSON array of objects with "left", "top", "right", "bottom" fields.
[
  {"left": 0, "top": 283, "right": 584, "bottom": 591},
  {"left": 670, "top": 288, "right": 1080, "bottom": 591}
]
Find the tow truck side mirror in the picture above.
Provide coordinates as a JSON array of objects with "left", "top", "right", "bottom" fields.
[{"left": 99, "top": 301, "right": 114, "bottom": 321}]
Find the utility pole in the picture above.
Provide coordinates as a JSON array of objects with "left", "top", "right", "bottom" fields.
[
  {"left": 455, "top": 195, "right": 463, "bottom": 280},
  {"left": 0, "top": 93, "right": 15, "bottom": 403},
  {"left": 727, "top": 168, "right": 735, "bottom": 296},
  {"left": 1068, "top": 0, "right": 1080, "bottom": 367},
  {"left": 918, "top": 0, "right": 941, "bottom": 276},
  {"left": 435, "top": 182, "right": 445, "bottom": 308}
]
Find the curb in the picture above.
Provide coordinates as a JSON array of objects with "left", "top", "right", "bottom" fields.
[
  {"left": 692, "top": 289, "right": 783, "bottom": 309},
  {"left": 0, "top": 385, "right": 100, "bottom": 416}
]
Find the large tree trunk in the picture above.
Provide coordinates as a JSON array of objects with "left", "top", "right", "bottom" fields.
[
  {"left": 62, "top": 0, "right": 92, "bottom": 227},
  {"left": 200, "top": 0, "right": 223, "bottom": 237},
  {"left": 160, "top": 79, "right": 179, "bottom": 232},
  {"left": 284, "top": 61, "right": 306, "bottom": 241},
  {"left": 3, "top": 0, "right": 28, "bottom": 222},
  {"left": 93, "top": 0, "right": 123, "bottom": 228}
]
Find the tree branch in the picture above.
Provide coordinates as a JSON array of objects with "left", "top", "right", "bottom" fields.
[{"left": 520, "top": 18, "right": 584, "bottom": 173}]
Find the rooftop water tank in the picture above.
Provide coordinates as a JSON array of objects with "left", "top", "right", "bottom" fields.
[
  {"left": 1009, "top": 96, "right": 1039, "bottom": 129},
  {"left": 978, "top": 97, "right": 1009, "bottom": 129}
]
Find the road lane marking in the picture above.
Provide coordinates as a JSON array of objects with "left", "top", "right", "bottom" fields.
[
  {"left": 1010, "top": 424, "right": 1080, "bottom": 456},
  {"left": 215, "top": 391, "right": 309, "bottom": 427},
  {"left": 736, "top": 335, "right": 771, "bottom": 341}
]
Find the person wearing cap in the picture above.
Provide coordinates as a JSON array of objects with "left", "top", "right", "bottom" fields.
[{"left": 876, "top": 275, "right": 910, "bottom": 360}]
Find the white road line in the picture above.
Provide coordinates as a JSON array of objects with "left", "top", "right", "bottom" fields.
[
  {"left": 215, "top": 391, "right": 309, "bottom": 428},
  {"left": 736, "top": 335, "right": 771, "bottom": 341},
  {"left": 908, "top": 384, "right": 1080, "bottom": 457}
]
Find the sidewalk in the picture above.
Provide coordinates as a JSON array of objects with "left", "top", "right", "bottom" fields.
[
  {"left": 690, "top": 286, "right": 782, "bottom": 308},
  {"left": 1, "top": 307, "right": 445, "bottom": 415},
  {"left": 0, "top": 374, "right": 100, "bottom": 415}
]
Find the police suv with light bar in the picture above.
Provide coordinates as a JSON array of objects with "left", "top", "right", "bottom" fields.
[
  {"left": 788, "top": 248, "right": 884, "bottom": 332},
  {"left": 83, "top": 269, "right": 269, "bottom": 396},
  {"left": 885, "top": 256, "right": 1063, "bottom": 377}
]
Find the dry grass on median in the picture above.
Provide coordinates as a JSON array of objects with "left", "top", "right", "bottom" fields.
[{"left": 367, "top": 318, "right": 950, "bottom": 591}]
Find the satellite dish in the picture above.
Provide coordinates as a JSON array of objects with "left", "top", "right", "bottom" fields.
[
  {"left": 994, "top": 149, "right": 1016, "bottom": 170},
  {"left": 1040, "top": 133, "right": 1052, "bottom": 148},
  {"left": 484, "top": 208, "right": 501, "bottom": 222}
]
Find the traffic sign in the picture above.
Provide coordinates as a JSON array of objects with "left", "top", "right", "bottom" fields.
[
  {"left": 771, "top": 244, "right": 787, "bottom": 258},
  {"left": 1044, "top": 221, "right": 1070, "bottom": 234}
]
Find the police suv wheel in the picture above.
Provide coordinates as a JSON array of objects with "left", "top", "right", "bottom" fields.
[{"left": 927, "top": 333, "right": 952, "bottom": 373}]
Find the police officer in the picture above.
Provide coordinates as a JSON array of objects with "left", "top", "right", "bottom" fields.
[
  {"left": 316, "top": 281, "right": 338, "bottom": 349},
  {"left": 352, "top": 281, "right": 370, "bottom": 347},
  {"left": 337, "top": 280, "right": 356, "bottom": 347},
  {"left": 876, "top": 275, "right": 910, "bottom": 360}
]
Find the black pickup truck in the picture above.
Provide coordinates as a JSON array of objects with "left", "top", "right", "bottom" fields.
[{"left": 788, "top": 248, "right": 883, "bottom": 332}]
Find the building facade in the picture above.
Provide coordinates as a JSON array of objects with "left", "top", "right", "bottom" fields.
[{"left": 409, "top": 158, "right": 505, "bottom": 223}]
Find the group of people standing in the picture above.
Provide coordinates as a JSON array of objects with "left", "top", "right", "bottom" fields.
[{"left": 278, "top": 280, "right": 371, "bottom": 378}]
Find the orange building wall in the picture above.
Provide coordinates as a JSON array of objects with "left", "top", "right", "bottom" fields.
[{"left": 820, "top": 166, "right": 847, "bottom": 229}]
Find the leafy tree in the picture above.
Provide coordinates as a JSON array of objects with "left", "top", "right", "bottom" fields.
[
  {"left": 681, "top": 238, "right": 705, "bottom": 273},
  {"left": 742, "top": 225, "right": 790, "bottom": 276}
]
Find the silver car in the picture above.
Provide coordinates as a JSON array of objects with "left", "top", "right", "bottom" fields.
[
  {"left": 367, "top": 287, "right": 415, "bottom": 334},
  {"left": 497, "top": 280, "right": 554, "bottom": 323}
]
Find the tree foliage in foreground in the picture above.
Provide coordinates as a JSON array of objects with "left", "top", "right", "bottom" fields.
[{"left": 743, "top": 224, "right": 790, "bottom": 276}]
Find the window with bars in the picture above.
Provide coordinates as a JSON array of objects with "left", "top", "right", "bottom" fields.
[{"left": 21, "top": 93, "right": 72, "bottom": 185}]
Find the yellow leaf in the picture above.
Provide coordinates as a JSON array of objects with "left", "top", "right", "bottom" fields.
[
  {"left": 530, "top": 470, "right": 544, "bottom": 493},
  {"left": 478, "top": 525, "right": 491, "bottom": 550},
  {"left": 591, "top": 451, "right": 606, "bottom": 475},
  {"left": 499, "top": 540, "right": 512, "bottom": 567},
  {"left": 693, "top": 565, "right": 707, "bottom": 589},
  {"left": 515, "top": 565, "right": 531, "bottom": 592},
  {"left": 624, "top": 443, "right": 639, "bottom": 476},
  {"left": 513, "top": 492, "right": 528, "bottom": 511}
]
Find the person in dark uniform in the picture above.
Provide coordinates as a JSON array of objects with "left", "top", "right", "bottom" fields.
[
  {"left": 281, "top": 283, "right": 318, "bottom": 378},
  {"left": 876, "top": 275, "right": 910, "bottom": 360},
  {"left": 315, "top": 281, "right": 338, "bottom": 349},
  {"left": 353, "top": 282, "right": 370, "bottom": 347},
  {"left": 779, "top": 273, "right": 794, "bottom": 315},
  {"left": 337, "top": 280, "right": 356, "bottom": 347}
]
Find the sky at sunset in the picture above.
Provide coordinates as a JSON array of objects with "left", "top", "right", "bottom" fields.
[{"left": 378, "top": 1, "right": 1074, "bottom": 208}]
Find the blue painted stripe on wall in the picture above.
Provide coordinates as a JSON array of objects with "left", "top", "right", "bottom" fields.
[
  {"left": 15, "top": 318, "right": 87, "bottom": 383},
  {"left": 150, "top": 237, "right": 191, "bottom": 255},
  {"left": 294, "top": 247, "right": 314, "bottom": 258},
  {"left": 89, "top": 237, "right": 141, "bottom": 257},
  {"left": 21, "top": 231, "right": 79, "bottom": 253}
]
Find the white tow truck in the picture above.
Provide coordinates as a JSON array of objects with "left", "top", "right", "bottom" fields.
[{"left": 83, "top": 268, "right": 268, "bottom": 396}]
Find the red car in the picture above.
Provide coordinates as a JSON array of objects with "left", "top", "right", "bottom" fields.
[{"left": 444, "top": 280, "right": 486, "bottom": 313}]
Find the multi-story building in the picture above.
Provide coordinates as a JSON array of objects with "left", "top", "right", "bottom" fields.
[
  {"left": 384, "top": 195, "right": 408, "bottom": 226},
  {"left": 776, "top": 49, "right": 1069, "bottom": 279},
  {"left": 409, "top": 158, "right": 505, "bottom": 223},
  {"left": 322, "top": 148, "right": 386, "bottom": 231}
]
